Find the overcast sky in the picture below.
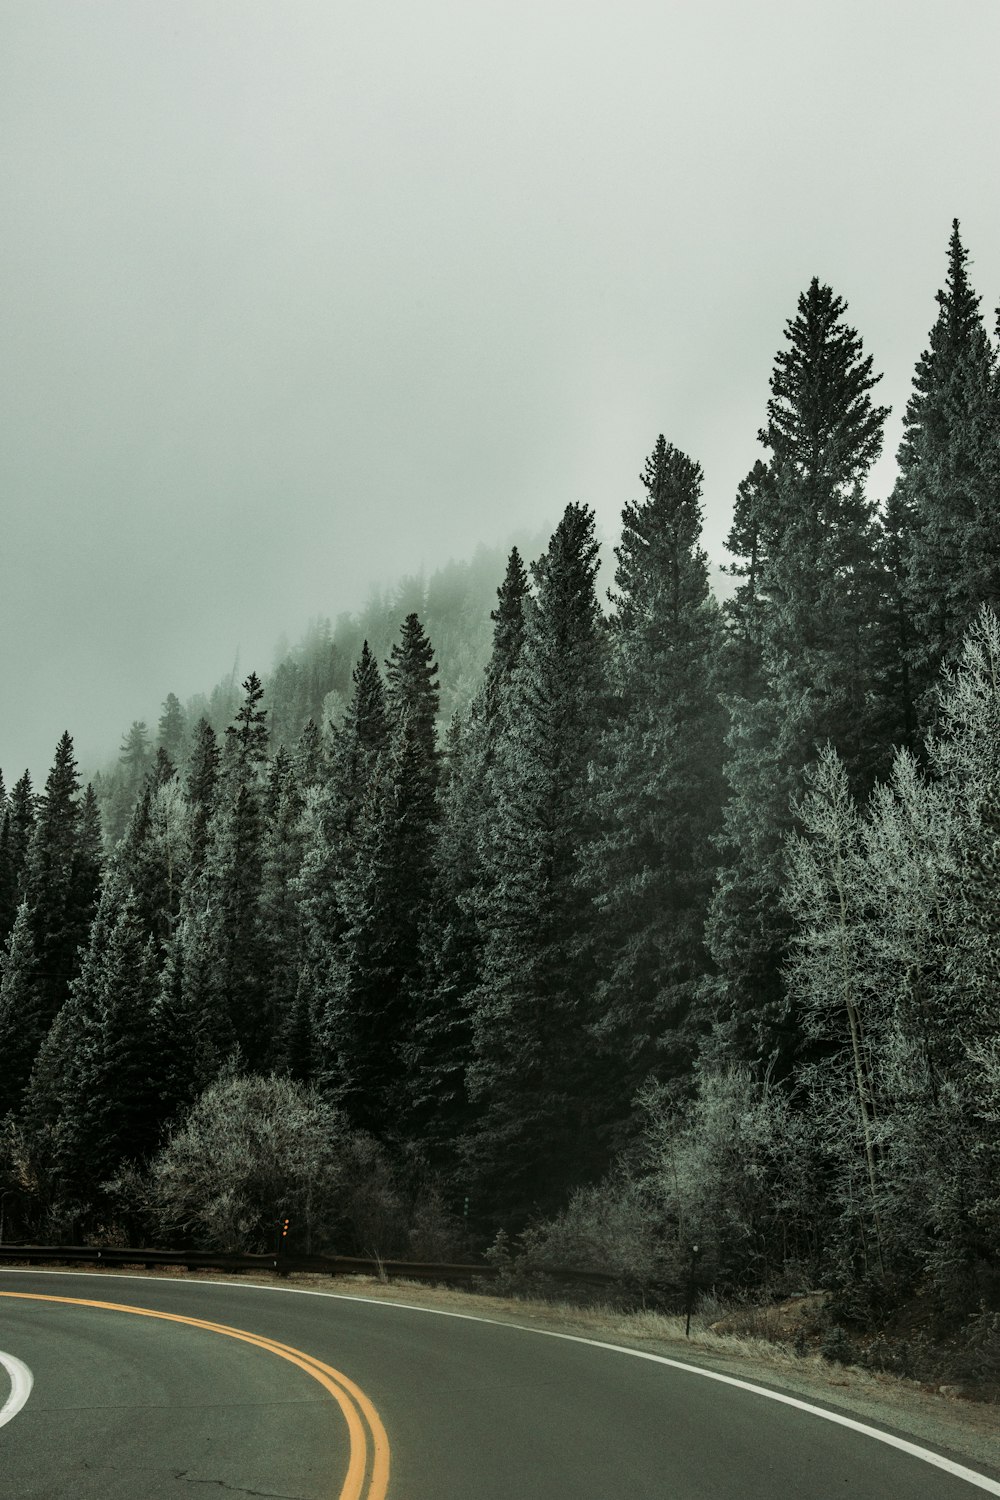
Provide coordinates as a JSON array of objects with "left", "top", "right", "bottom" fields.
[{"left": 2, "top": 1, "right": 999, "bottom": 782}]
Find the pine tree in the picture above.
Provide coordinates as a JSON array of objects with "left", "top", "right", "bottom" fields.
[
  {"left": 451, "top": 547, "right": 531, "bottom": 898},
  {"left": 10, "top": 772, "right": 36, "bottom": 869},
  {"left": 168, "top": 906, "right": 236, "bottom": 1068},
  {"left": 111, "top": 777, "right": 185, "bottom": 951},
  {"left": 224, "top": 672, "right": 269, "bottom": 782},
  {"left": 402, "top": 714, "right": 478, "bottom": 1161},
  {"left": 709, "top": 280, "right": 889, "bottom": 1071},
  {"left": 319, "top": 617, "right": 440, "bottom": 1134},
  {"left": 19, "top": 735, "right": 93, "bottom": 1065},
  {"left": 17, "top": 868, "right": 126, "bottom": 1215},
  {"left": 294, "top": 718, "right": 326, "bottom": 793},
  {"left": 282, "top": 979, "right": 316, "bottom": 1084},
  {"left": 0, "top": 771, "right": 35, "bottom": 944},
  {"left": 51, "top": 890, "right": 165, "bottom": 1196},
  {"left": 482, "top": 547, "right": 529, "bottom": 727},
  {"left": 759, "top": 278, "right": 890, "bottom": 779},
  {"left": 101, "top": 720, "right": 153, "bottom": 844},
  {"left": 584, "top": 437, "right": 726, "bottom": 1127},
  {"left": 874, "top": 484, "right": 918, "bottom": 755},
  {"left": 764, "top": 278, "right": 887, "bottom": 480},
  {"left": 16, "top": 986, "right": 84, "bottom": 1229},
  {"left": 383, "top": 618, "right": 441, "bottom": 890},
  {"left": 185, "top": 718, "right": 220, "bottom": 881},
  {"left": 298, "top": 644, "right": 389, "bottom": 1083},
  {"left": 157, "top": 693, "right": 188, "bottom": 766},
  {"left": 118, "top": 719, "right": 152, "bottom": 799},
  {"left": 0, "top": 904, "right": 45, "bottom": 1118},
  {"left": 294, "top": 789, "right": 343, "bottom": 1086},
  {"left": 153, "top": 921, "right": 220, "bottom": 1122},
  {"left": 71, "top": 783, "right": 103, "bottom": 941},
  {"left": 260, "top": 747, "right": 307, "bottom": 1069},
  {"left": 334, "top": 642, "right": 389, "bottom": 805},
  {"left": 149, "top": 746, "right": 176, "bottom": 789},
  {"left": 403, "top": 549, "right": 531, "bottom": 1163},
  {"left": 467, "top": 504, "right": 607, "bottom": 1222},
  {"left": 720, "top": 460, "right": 773, "bottom": 699},
  {"left": 268, "top": 657, "right": 305, "bottom": 747},
  {"left": 895, "top": 221, "right": 1000, "bottom": 720},
  {"left": 0, "top": 806, "right": 13, "bottom": 946},
  {"left": 196, "top": 783, "right": 270, "bottom": 1070}
]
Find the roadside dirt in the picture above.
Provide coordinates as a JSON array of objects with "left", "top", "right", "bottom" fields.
[{"left": 8, "top": 1262, "right": 997, "bottom": 1476}]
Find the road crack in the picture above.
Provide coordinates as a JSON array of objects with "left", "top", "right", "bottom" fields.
[{"left": 172, "top": 1473, "right": 309, "bottom": 1499}]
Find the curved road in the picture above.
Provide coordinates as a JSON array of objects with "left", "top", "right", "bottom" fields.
[{"left": 0, "top": 1269, "right": 997, "bottom": 1498}]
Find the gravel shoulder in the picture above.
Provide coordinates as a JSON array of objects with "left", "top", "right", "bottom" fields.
[{"left": 6, "top": 1262, "right": 997, "bottom": 1477}]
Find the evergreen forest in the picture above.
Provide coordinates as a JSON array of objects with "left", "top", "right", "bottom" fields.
[{"left": 2, "top": 222, "right": 999, "bottom": 1346}]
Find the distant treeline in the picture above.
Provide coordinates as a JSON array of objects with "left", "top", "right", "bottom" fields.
[
  {"left": 88, "top": 535, "right": 551, "bottom": 846},
  {"left": 1, "top": 222, "right": 998, "bottom": 1331}
]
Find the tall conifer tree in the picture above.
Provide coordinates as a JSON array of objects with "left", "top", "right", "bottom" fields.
[
  {"left": 467, "top": 505, "right": 606, "bottom": 1222},
  {"left": 157, "top": 693, "right": 188, "bottom": 766},
  {"left": 300, "top": 643, "right": 389, "bottom": 1087},
  {"left": 720, "top": 460, "right": 773, "bottom": 700},
  {"left": 185, "top": 718, "right": 221, "bottom": 880},
  {"left": 260, "top": 747, "right": 307, "bottom": 1066},
  {"left": 0, "top": 904, "right": 43, "bottom": 1118},
  {"left": 404, "top": 549, "right": 531, "bottom": 1162},
  {"left": 48, "top": 891, "right": 164, "bottom": 1199},
  {"left": 294, "top": 718, "right": 325, "bottom": 794},
  {"left": 154, "top": 917, "right": 220, "bottom": 1119},
  {"left": 320, "top": 617, "right": 440, "bottom": 1134},
  {"left": 584, "top": 438, "right": 726, "bottom": 1124},
  {"left": 15, "top": 735, "right": 94, "bottom": 1088},
  {"left": 709, "top": 281, "right": 889, "bottom": 1070},
  {"left": 73, "top": 784, "right": 103, "bottom": 924},
  {"left": 0, "top": 772, "right": 35, "bottom": 944},
  {"left": 894, "top": 221, "right": 1000, "bottom": 721},
  {"left": 112, "top": 779, "right": 185, "bottom": 952},
  {"left": 337, "top": 641, "right": 389, "bottom": 803},
  {"left": 224, "top": 672, "right": 269, "bottom": 784},
  {"left": 197, "top": 783, "right": 270, "bottom": 1069}
]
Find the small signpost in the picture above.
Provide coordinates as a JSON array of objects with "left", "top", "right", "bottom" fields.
[
  {"left": 275, "top": 1213, "right": 290, "bottom": 1275},
  {"left": 685, "top": 1244, "right": 700, "bottom": 1338}
]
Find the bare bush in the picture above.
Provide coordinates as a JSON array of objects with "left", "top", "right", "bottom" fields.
[
  {"left": 335, "top": 1133, "right": 409, "bottom": 1257},
  {"left": 518, "top": 1173, "right": 661, "bottom": 1283},
  {"left": 148, "top": 1072, "right": 349, "bottom": 1253}
]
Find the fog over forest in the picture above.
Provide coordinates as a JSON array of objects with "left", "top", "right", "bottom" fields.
[{"left": 2, "top": 2, "right": 999, "bottom": 777}]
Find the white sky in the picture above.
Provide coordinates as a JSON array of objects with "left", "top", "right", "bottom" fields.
[{"left": 2, "top": 0, "right": 999, "bottom": 779}]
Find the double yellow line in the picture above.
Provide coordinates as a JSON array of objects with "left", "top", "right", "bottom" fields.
[{"left": 0, "top": 1291, "right": 390, "bottom": 1500}]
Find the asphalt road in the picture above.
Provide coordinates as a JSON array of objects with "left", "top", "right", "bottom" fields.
[{"left": 0, "top": 1269, "right": 997, "bottom": 1498}]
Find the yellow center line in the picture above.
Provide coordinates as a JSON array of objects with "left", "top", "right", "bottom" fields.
[
  {"left": 254, "top": 1329, "right": 391, "bottom": 1493},
  {"left": 0, "top": 1291, "right": 390, "bottom": 1500}
]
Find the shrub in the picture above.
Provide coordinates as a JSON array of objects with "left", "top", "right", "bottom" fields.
[
  {"left": 148, "top": 1073, "right": 349, "bottom": 1253},
  {"left": 517, "top": 1174, "right": 662, "bottom": 1284},
  {"left": 820, "top": 1323, "right": 854, "bottom": 1365},
  {"left": 637, "top": 1068, "right": 819, "bottom": 1291}
]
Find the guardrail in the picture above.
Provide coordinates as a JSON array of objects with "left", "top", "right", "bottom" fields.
[{"left": 0, "top": 1242, "right": 629, "bottom": 1288}]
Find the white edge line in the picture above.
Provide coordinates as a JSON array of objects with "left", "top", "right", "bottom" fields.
[
  {"left": 0, "top": 1348, "right": 33, "bottom": 1428},
  {"left": 3, "top": 1266, "right": 998, "bottom": 1493}
]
